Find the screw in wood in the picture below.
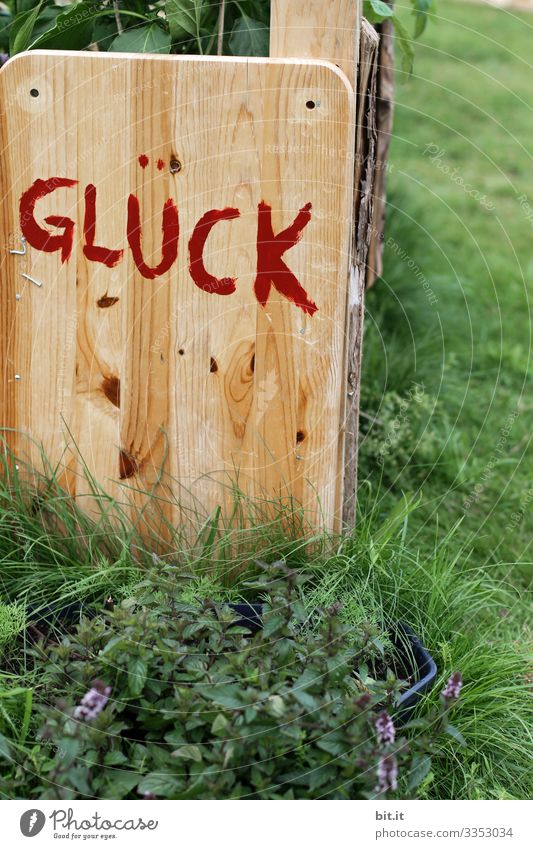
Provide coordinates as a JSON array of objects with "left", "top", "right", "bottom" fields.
[
  {"left": 21, "top": 272, "right": 43, "bottom": 287},
  {"left": 9, "top": 236, "right": 27, "bottom": 256},
  {"left": 15, "top": 293, "right": 21, "bottom": 301},
  {"left": 15, "top": 374, "right": 21, "bottom": 380}
]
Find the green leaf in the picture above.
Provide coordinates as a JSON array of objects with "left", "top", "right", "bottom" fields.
[
  {"left": 109, "top": 24, "right": 171, "bottom": 55},
  {"left": 166, "top": 0, "right": 206, "bottom": 42},
  {"left": 26, "top": 6, "right": 61, "bottom": 43},
  {"left": 229, "top": 15, "right": 269, "bottom": 57},
  {"left": 201, "top": 684, "right": 243, "bottom": 709},
  {"left": 267, "top": 694, "right": 285, "bottom": 718},
  {"left": 446, "top": 724, "right": 467, "bottom": 747},
  {"left": 92, "top": 15, "right": 118, "bottom": 51},
  {"left": 372, "top": 637, "right": 386, "bottom": 657},
  {"left": 172, "top": 744, "right": 202, "bottom": 762},
  {"left": 164, "top": 729, "right": 186, "bottom": 747},
  {"left": 411, "top": 0, "right": 434, "bottom": 39},
  {"left": 9, "top": 0, "right": 44, "bottom": 55},
  {"left": 29, "top": 2, "right": 98, "bottom": 51},
  {"left": 137, "top": 772, "right": 182, "bottom": 797},
  {"left": 262, "top": 613, "right": 286, "bottom": 638},
  {"left": 104, "top": 749, "right": 128, "bottom": 765},
  {"left": 100, "top": 770, "right": 140, "bottom": 798},
  {"left": 292, "top": 688, "right": 318, "bottom": 711},
  {"left": 128, "top": 657, "right": 147, "bottom": 697},
  {"left": 211, "top": 713, "right": 229, "bottom": 735},
  {"left": 58, "top": 736, "right": 80, "bottom": 768},
  {"left": 363, "top": 0, "right": 394, "bottom": 24},
  {"left": 392, "top": 14, "right": 415, "bottom": 75},
  {"left": 408, "top": 753, "right": 432, "bottom": 789},
  {"left": 316, "top": 737, "right": 347, "bottom": 757}
]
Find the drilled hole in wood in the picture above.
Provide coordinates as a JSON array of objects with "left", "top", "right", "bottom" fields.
[
  {"left": 101, "top": 375, "right": 120, "bottom": 408},
  {"left": 119, "top": 450, "right": 138, "bottom": 480},
  {"left": 178, "top": 348, "right": 185, "bottom": 356},
  {"left": 170, "top": 158, "right": 182, "bottom": 173},
  {"left": 97, "top": 294, "right": 119, "bottom": 308},
  {"left": 30, "top": 88, "right": 39, "bottom": 98},
  {"left": 210, "top": 357, "right": 218, "bottom": 373},
  {"left": 305, "top": 100, "right": 316, "bottom": 110},
  {"left": 296, "top": 430, "right": 305, "bottom": 444}
]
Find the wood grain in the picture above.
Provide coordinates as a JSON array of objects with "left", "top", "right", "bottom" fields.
[
  {"left": 270, "top": 0, "right": 361, "bottom": 89},
  {"left": 271, "top": 1, "right": 366, "bottom": 528},
  {"left": 0, "top": 51, "right": 355, "bottom": 538}
]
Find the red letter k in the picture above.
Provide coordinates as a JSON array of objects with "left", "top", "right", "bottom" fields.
[{"left": 254, "top": 200, "right": 317, "bottom": 316}]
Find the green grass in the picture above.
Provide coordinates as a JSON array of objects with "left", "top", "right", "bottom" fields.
[
  {"left": 361, "top": 0, "right": 533, "bottom": 580},
  {"left": 0, "top": 469, "right": 531, "bottom": 799},
  {"left": 0, "top": 0, "right": 532, "bottom": 801}
]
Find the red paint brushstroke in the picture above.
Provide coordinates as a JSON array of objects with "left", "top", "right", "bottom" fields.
[
  {"left": 254, "top": 201, "right": 317, "bottom": 316},
  {"left": 127, "top": 194, "right": 179, "bottom": 279},
  {"left": 157, "top": 158, "right": 165, "bottom": 171},
  {"left": 19, "top": 177, "right": 78, "bottom": 263},
  {"left": 188, "top": 207, "right": 240, "bottom": 296},
  {"left": 138, "top": 154, "right": 149, "bottom": 169},
  {"left": 83, "top": 184, "right": 123, "bottom": 267}
]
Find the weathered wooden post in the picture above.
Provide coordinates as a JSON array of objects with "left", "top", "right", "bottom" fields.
[
  {"left": 0, "top": 2, "right": 379, "bottom": 541},
  {"left": 366, "top": 15, "right": 395, "bottom": 287}
]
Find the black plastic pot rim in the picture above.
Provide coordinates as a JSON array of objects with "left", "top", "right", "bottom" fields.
[{"left": 227, "top": 603, "right": 437, "bottom": 720}]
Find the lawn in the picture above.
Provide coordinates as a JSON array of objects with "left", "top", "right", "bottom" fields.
[
  {"left": 0, "top": 0, "right": 531, "bottom": 801},
  {"left": 362, "top": 0, "right": 533, "bottom": 579}
]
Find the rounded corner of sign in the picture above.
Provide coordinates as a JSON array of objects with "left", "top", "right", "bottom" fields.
[
  {"left": 0, "top": 50, "right": 31, "bottom": 80},
  {"left": 311, "top": 60, "right": 355, "bottom": 100}
]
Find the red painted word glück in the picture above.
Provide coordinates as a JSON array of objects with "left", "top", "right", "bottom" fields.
[{"left": 19, "top": 177, "right": 318, "bottom": 316}]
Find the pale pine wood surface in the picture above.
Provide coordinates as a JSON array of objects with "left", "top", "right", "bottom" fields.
[
  {"left": 270, "top": 0, "right": 361, "bottom": 89},
  {"left": 270, "top": 1, "right": 364, "bottom": 526},
  {"left": 0, "top": 51, "right": 355, "bottom": 536}
]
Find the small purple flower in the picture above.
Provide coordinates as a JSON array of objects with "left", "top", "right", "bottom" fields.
[
  {"left": 73, "top": 680, "right": 111, "bottom": 722},
  {"left": 375, "top": 711, "right": 395, "bottom": 745},
  {"left": 376, "top": 754, "right": 398, "bottom": 794},
  {"left": 441, "top": 672, "right": 462, "bottom": 703}
]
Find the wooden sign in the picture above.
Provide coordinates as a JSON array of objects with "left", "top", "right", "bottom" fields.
[{"left": 0, "top": 49, "right": 356, "bottom": 537}]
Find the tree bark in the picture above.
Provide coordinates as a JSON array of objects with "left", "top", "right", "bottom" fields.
[
  {"left": 366, "top": 16, "right": 395, "bottom": 288},
  {"left": 342, "top": 18, "right": 380, "bottom": 526}
]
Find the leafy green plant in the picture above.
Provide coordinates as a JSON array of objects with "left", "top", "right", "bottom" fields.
[
  {"left": 2, "top": 1, "right": 271, "bottom": 58},
  {"left": 363, "top": 1, "right": 436, "bottom": 72},
  {"left": 7, "top": 563, "right": 456, "bottom": 800}
]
